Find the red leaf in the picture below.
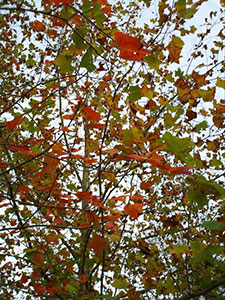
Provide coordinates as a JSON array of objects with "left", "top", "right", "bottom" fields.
[
  {"left": 18, "top": 185, "right": 30, "bottom": 195},
  {"left": 124, "top": 203, "right": 144, "bottom": 219},
  {"left": 21, "top": 274, "right": 29, "bottom": 283},
  {"left": 34, "top": 283, "right": 45, "bottom": 294},
  {"left": 62, "top": 126, "right": 73, "bottom": 132},
  {"left": 85, "top": 123, "right": 105, "bottom": 129},
  {"left": 84, "top": 107, "right": 101, "bottom": 121},
  {"left": 114, "top": 32, "right": 150, "bottom": 61},
  {"left": 167, "top": 166, "right": 194, "bottom": 178},
  {"left": 87, "top": 211, "right": 100, "bottom": 225},
  {"left": 6, "top": 115, "right": 24, "bottom": 130},
  {"left": 115, "top": 32, "right": 142, "bottom": 51},
  {"left": 130, "top": 194, "right": 144, "bottom": 201},
  {"left": 79, "top": 274, "right": 89, "bottom": 283},
  {"left": 88, "top": 235, "right": 108, "bottom": 256},
  {"left": 54, "top": 216, "right": 66, "bottom": 226},
  {"left": 76, "top": 191, "right": 92, "bottom": 200},
  {"left": 126, "top": 154, "right": 146, "bottom": 160},
  {"left": 112, "top": 195, "right": 128, "bottom": 202},
  {"left": 9, "top": 145, "right": 35, "bottom": 156},
  {"left": 83, "top": 157, "right": 98, "bottom": 164}
]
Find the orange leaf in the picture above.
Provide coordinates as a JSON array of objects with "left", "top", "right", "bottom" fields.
[
  {"left": 88, "top": 235, "right": 108, "bottom": 256},
  {"left": 87, "top": 211, "right": 100, "bottom": 225},
  {"left": 140, "top": 181, "right": 154, "bottom": 190},
  {"left": 46, "top": 233, "right": 59, "bottom": 243},
  {"left": 6, "top": 115, "right": 24, "bottom": 130},
  {"left": 124, "top": 203, "right": 144, "bottom": 219},
  {"left": 31, "top": 20, "right": 45, "bottom": 32},
  {"left": 43, "top": 155, "right": 59, "bottom": 174},
  {"left": 84, "top": 107, "right": 101, "bottom": 121}
]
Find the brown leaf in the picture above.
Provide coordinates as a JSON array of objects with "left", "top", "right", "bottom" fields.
[{"left": 88, "top": 235, "right": 108, "bottom": 256}]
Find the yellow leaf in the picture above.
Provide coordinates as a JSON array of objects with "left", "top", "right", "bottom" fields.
[{"left": 168, "top": 36, "right": 184, "bottom": 63}]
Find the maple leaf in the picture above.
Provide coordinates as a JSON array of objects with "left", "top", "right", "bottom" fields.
[
  {"left": 115, "top": 32, "right": 150, "bottom": 61},
  {"left": 88, "top": 235, "right": 108, "bottom": 256},
  {"left": 168, "top": 35, "right": 184, "bottom": 63},
  {"left": 124, "top": 203, "right": 144, "bottom": 219}
]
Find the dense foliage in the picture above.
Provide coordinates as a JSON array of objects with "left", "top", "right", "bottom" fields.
[{"left": 0, "top": 0, "right": 224, "bottom": 299}]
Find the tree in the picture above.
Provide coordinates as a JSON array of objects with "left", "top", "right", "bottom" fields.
[{"left": 0, "top": 0, "right": 224, "bottom": 299}]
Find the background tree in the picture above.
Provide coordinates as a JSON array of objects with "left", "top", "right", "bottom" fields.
[{"left": 0, "top": 0, "right": 224, "bottom": 299}]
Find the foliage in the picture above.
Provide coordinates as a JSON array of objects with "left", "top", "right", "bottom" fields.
[{"left": 0, "top": 0, "right": 225, "bottom": 299}]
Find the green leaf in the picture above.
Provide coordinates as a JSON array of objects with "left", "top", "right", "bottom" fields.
[
  {"left": 144, "top": 55, "right": 161, "bottom": 70},
  {"left": 202, "top": 221, "right": 224, "bottom": 231},
  {"left": 176, "top": 0, "right": 186, "bottom": 11},
  {"left": 161, "top": 132, "right": 194, "bottom": 163},
  {"left": 128, "top": 86, "right": 142, "bottom": 102},
  {"left": 55, "top": 51, "right": 73, "bottom": 74},
  {"left": 189, "top": 242, "right": 224, "bottom": 267},
  {"left": 180, "top": 7, "right": 197, "bottom": 19},
  {"left": 175, "top": 68, "right": 184, "bottom": 78},
  {"left": 187, "top": 175, "right": 225, "bottom": 208},
  {"left": 65, "top": 284, "right": 76, "bottom": 293},
  {"left": 80, "top": 50, "right": 96, "bottom": 72},
  {"left": 60, "top": 6, "right": 73, "bottom": 19},
  {"left": 195, "top": 121, "right": 208, "bottom": 133},
  {"left": 93, "top": 3, "right": 106, "bottom": 27},
  {"left": 72, "top": 27, "right": 89, "bottom": 51},
  {"left": 82, "top": 0, "right": 91, "bottom": 14},
  {"left": 111, "top": 278, "right": 129, "bottom": 289}
]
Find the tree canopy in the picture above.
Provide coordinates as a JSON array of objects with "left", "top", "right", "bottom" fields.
[{"left": 0, "top": 0, "right": 225, "bottom": 299}]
